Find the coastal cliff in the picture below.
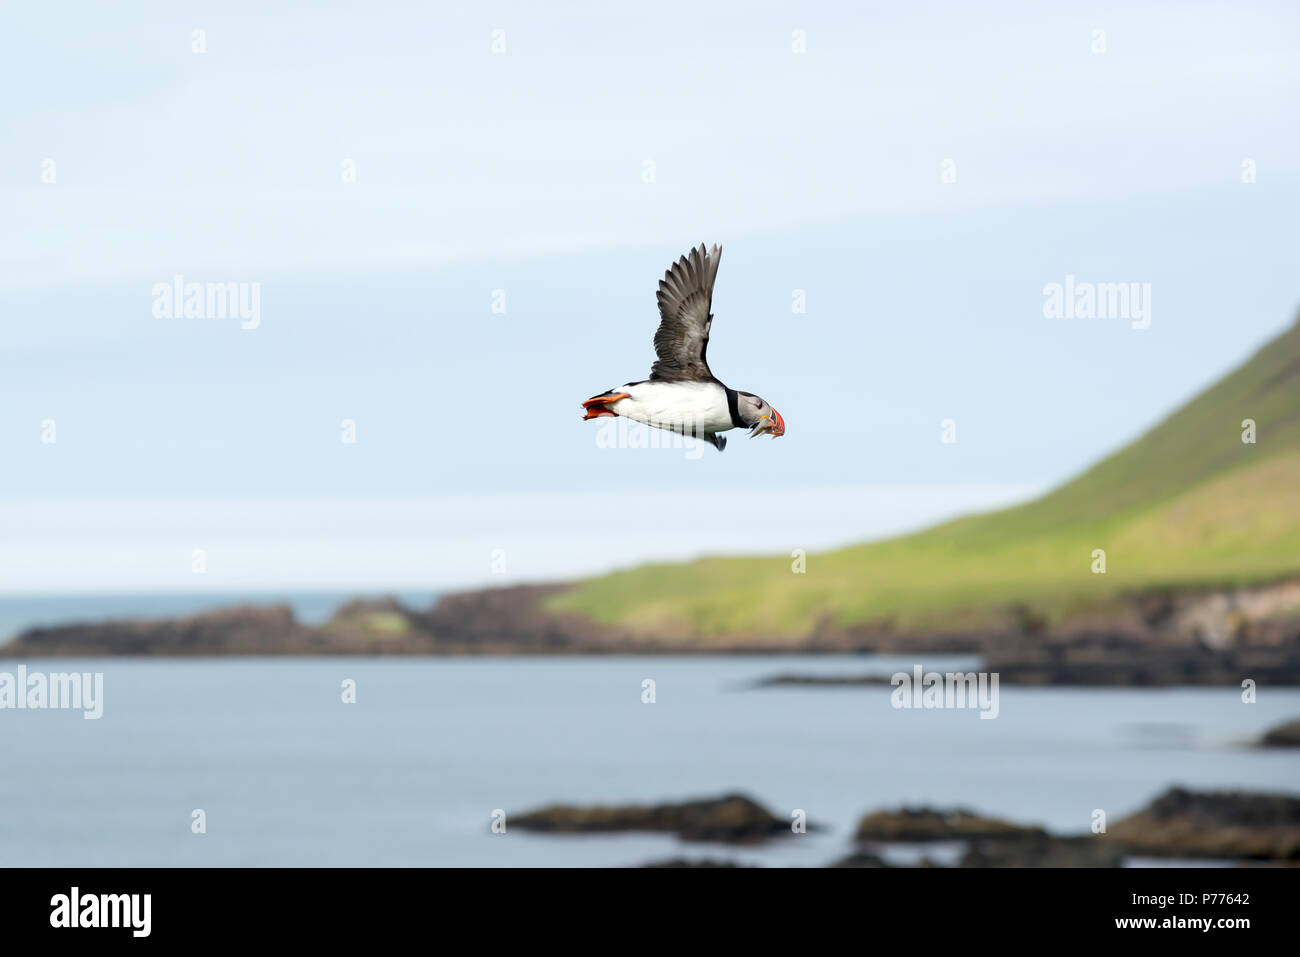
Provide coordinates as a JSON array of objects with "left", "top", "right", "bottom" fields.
[
  {"left": 6, "top": 317, "right": 1300, "bottom": 684},
  {"left": 4, "top": 577, "right": 1300, "bottom": 687}
]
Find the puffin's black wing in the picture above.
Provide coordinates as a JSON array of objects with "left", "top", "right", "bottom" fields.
[{"left": 650, "top": 243, "right": 722, "bottom": 382}]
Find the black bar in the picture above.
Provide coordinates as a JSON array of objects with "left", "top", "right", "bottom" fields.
[{"left": 0, "top": 866, "right": 1288, "bottom": 943}]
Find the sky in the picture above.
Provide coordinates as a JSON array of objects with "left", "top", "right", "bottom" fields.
[{"left": 2, "top": 1, "right": 1299, "bottom": 593}]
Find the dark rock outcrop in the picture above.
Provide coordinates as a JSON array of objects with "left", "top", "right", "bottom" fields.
[
  {"left": 1104, "top": 787, "right": 1300, "bottom": 861},
  {"left": 511, "top": 793, "right": 791, "bottom": 844},
  {"left": 984, "top": 629, "right": 1300, "bottom": 686},
  {"left": 854, "top": 807, "right": 1047, "bottom": 843},
  {"left": 420, "top": 584, "right": 620, "bottom": 653},
  {"left": 1259, "top": 719, "right": 1300, "bottom": 748},
  {"left": 319, "top": 598, "right": 439, "bottom": 653},
  {"left": 752, "top": 623, "right": 1300, "bottom": 687},
  {"left": 0, "top": 604, "right": 323, "bottom": 657},
  {"left": 842, "top": 789, "right": 1300, "bottom": 867}
]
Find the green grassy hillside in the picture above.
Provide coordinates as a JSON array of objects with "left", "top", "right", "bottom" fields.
[{"left": 548, "top": 318, "right": 1300, "bottom": 640}]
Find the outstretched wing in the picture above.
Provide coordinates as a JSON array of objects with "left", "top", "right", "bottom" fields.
[{"left": 650, "top": 243, "right": 722, "bottom": 382}]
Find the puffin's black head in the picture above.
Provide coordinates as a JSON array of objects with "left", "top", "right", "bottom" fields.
[{"left": 737, "top": 392, "right": 785, "bottom": 439}]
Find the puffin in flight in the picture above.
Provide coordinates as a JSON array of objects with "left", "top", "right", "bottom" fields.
[{"left": 581, "top": 243, "right": 785, "bottom": 451}]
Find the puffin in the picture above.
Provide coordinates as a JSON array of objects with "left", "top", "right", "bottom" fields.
[{"left": 581, "top": 243, "right": 785, "bottom": 451}]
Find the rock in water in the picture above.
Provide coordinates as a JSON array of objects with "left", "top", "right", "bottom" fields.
[
  {"left": 511, "top": 794, "right": 791, "bottom": 844},
  {"left": 1106, "top": 787, "right": 1300, "bottom": 861},
  {"left": 854, "top": 807, "right": 1047, "bottom": 842},
  {"left": 1259, "top": 719, "right": 1300, "bottom": 748}
]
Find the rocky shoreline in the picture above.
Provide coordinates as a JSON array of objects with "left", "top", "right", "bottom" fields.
[
  {"left": 3, "top": 580, "right": 1300, "bottom": 685},
  {"left": 506, "top": 788, "right": 1300, "bottom": 867}
]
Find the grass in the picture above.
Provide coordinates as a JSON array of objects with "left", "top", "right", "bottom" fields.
[{"left": 547, "top": 318, "right": 1300, "bottom": 639}]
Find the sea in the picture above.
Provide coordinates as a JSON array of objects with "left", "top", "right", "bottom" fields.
[{"left": 0, "top": 594, "right": 1297, "bottom": 867}]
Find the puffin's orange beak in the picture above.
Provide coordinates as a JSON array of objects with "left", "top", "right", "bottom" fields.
[{"left": 750, "top": 408, "right": 786, "bottom": 439}]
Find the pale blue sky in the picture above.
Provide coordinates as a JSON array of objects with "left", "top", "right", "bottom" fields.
[{"left": 2, "top": 1, "right": 1298, "bottom": 592}]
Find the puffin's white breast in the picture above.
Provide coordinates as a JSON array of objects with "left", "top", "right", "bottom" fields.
[{"left": 611, "top": 380, "right": 734, "bottom": 435}]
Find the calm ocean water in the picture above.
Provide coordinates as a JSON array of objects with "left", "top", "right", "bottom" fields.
[{"left": 1, "top": 655, "right": 1297, "bottom": 867}]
